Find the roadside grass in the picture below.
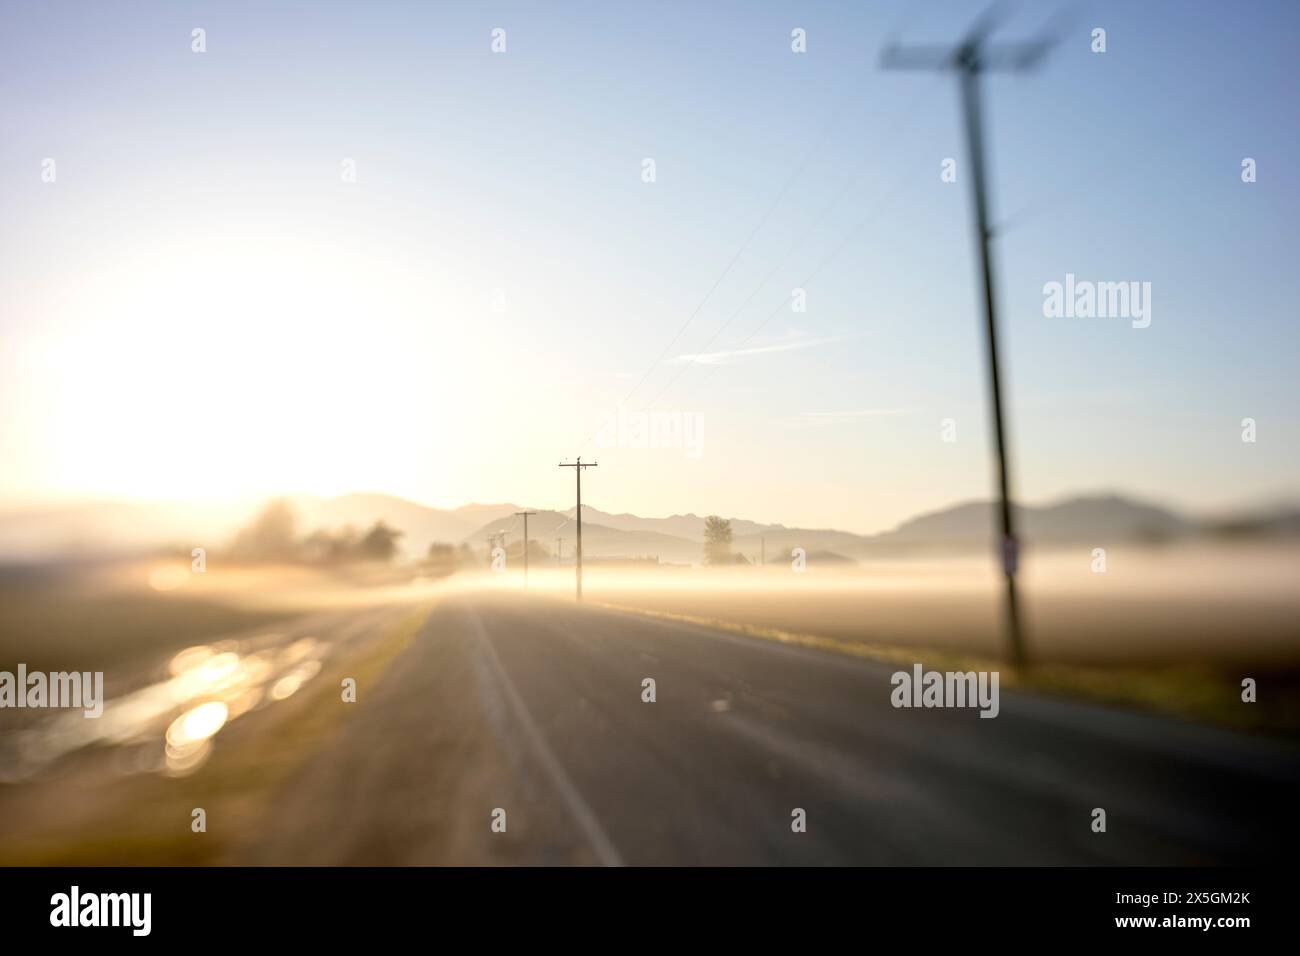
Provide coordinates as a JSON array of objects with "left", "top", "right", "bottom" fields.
[
  {"left": 596, "top": 602, "right": 1300, "bottom": 738},
  {"left": 0, "top": 587, "right": 296, "bottom": 673},
  {"left": 0, "top": 560, "right": 438, "bottom": 673},
  {"left": 0, "top": 604, "right": 431, "bottom": 866}
]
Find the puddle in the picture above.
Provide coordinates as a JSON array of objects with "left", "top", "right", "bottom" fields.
[{"left": 0, "top": 634, "right": 329, "bottom": 781}]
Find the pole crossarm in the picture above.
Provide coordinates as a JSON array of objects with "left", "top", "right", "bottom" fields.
[{"left": 881, "top": 41, "right": 1050, "bottom": 73}]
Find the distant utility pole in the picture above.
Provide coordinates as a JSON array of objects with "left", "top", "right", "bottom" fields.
[
  {"left": 515, "top": 511, "right": 537, "bottom": 587},
  {"left": 883, "top": 10, "right": 1053, "bottom": 668},
  {"left": 485, "top": 531, "right": 506, "bottom": 567},
  {"left": 558, "top": 457, "right": 597, "bottom": 601}
]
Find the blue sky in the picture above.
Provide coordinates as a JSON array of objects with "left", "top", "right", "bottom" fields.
[{"left": 0, "top": 0, "right": 1296, "bottom": 533}]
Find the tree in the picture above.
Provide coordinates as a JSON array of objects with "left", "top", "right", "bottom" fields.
[
  {"left": 426, "top": 541, "right": 455, "bottom": 561},
  {"left": 508, "top": 538, "right": 552, "bottom": 565},
  {"left": 232, "top": 498, "right": 300, "bottom": 561},
  {"left": 703, "top": 515, "right": 733, "bottom": 566},
  {"left": 302, "top": 525, "right": 360, "bottom": 564},
  {"left": 357, "top": 521, "right": 404, "bottom": 562},
  {"left": 424, "top": 541, "right": 457, "bottom": 575}
]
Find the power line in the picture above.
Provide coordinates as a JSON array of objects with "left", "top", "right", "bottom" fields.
[
  {"left": 674, "top": 142, "right": 930, "bottom": 408},
  {"left": 652, "top": 10, "right": 1072, "bottom": 417},
  {"left": 568, "top": 89, "right": 871, "bottom": 459},
  {"left": 638, "top": 74, "right": 944, "bottom": 415}
]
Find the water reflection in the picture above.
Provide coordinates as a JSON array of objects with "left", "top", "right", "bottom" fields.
[{"left": 0, "top": 634, "right": 329, "bottom": 781}]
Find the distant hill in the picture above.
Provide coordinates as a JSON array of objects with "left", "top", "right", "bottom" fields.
[
  {"left": 575, "top": 506, "right": 783, "bottom": 542},
  {"left": 2, "top": 491, "right": 1295, "bottom": 564},
  {"left": 451, "top": 503, "right": 525, "bottom": 527},
  {"left": 471, "top": 509, "right": 701, "bottom": 564},
  {"left": 462, "top": 494, "right": 1201, "bottom": 564},
  {"left": 1204, "top": 507, "right": 1300, "bottom": 540},
  {"left": 471, "top": 509, "right": 572, "bottom": 545},
  {"left": 869, "top": 494, "right": 1193, "bottom": 550},
  {"left": 732, "top": 527, "right": 875, "bottom": 562},
  {"left": 289, "top": 494, "right": 524, "bottom": 557}
]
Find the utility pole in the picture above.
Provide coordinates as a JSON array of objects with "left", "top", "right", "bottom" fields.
[
  {"left": 485, "top": 530, "right": 507, "bottom": 566},
  {"left": 515, "top": 511, "right": 536, "bottom": 588},
  {"left": 882, "top": 11, "right": 1052, "bottom": 668},
  {"left": 558, "top": 457, "right": 597, "bottom": 600}
]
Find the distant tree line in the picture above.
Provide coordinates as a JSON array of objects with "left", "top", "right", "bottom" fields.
[{"left": 231, "top": 499, "right": 404, "bottom": 564}]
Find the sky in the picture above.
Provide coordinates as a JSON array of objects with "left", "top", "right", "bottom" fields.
[{"left": 0, "top": 0, "right": 1296, "bottom": 535}]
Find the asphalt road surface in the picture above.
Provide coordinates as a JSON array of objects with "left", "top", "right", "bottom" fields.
[{"left": 237, "top": 591, "right": 1300, "bottom": 865}]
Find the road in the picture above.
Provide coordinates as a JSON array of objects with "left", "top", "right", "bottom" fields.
[{"left": 235, "top": 590, "right": 1300, "bottom": 865}]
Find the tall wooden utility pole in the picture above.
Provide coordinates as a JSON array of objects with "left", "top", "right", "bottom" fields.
[
  {"left": 558, "top": 458, "right": 597, "bottom": 600},
  {"left": 882, "top": 10, "right": 1053, "bottom": 667}
]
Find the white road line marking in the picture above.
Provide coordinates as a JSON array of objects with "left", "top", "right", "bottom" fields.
[{"left": 464, "top": 605, "right": 625, "bottom": 867}]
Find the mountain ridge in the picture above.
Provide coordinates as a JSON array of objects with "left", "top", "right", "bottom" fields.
[{"left": 2, "top": 491, "right": 1295, "bottom": 562}]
